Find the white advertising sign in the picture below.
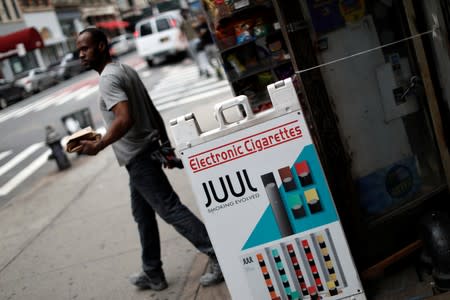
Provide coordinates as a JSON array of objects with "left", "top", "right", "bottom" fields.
[{"left": 170, "top": 79, "right": 366, "bottom": 300}]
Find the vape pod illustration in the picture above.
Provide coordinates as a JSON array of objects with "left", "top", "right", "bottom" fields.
[
  {"left": 262, "top": 172, "right": 294, "bottom": 237},
  {"left": 312, "top": 230, "right": 347, "bottom": 295},
  {"left": 287, "top": 194, "right": 306, "bottom": 219},
  {"left": 327, "top": 281, "right": 339, "bottom": 296},
  {"left": 278, "top": 167, "right": 297, "bottom": 192},
  {"left": 271, "top": 249, "right": 300, "bottom": 300},
  {"left": 295, "top": 161, "right": 313, "bottom": 186},
  {"left": 256, "top": 253, "right": 281, "bottom": 300},
  {"left": 286, "top": 243, "right": 309, "bottom": 296},
  {"left": 304, "top": 188, "right": 323, "bottom": 214},
  {"left": 242, "top": 229, "right": 350, "bottom": 299},
  {"left": 308, "top": 286, "right": 320, "bottom": 300},
  {"left": 301, "top": 239, "right": 325, "bottom": 292}
]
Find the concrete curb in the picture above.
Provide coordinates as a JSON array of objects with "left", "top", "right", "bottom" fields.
[{"left": 180, "top": 253, "right": 231, "bottom": 300}]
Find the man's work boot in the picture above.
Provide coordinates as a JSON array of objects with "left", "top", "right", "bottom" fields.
[
  {"left": 129, "top": 271, "right": 168, "bottom": 291},
  {"left": 199, "top": 257, "right": 224, "bottom": 286}
]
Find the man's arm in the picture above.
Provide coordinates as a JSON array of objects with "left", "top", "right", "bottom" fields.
[{"left": 79, "top": 101, "right": 134, "bottom": 155}]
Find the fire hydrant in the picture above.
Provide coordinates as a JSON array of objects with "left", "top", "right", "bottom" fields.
[{"left": 45, "top": 125, "right": 71, "bottom": 170}]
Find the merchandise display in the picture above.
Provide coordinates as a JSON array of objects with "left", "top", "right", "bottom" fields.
[
  {"left": 201, "top": 0, "right": 294, "bottom": 112},
  {"left": 170, "top": 78, "right": 366, "bottom": 300}
]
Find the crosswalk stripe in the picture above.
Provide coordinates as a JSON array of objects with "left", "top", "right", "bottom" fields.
[
  {"left": 54, "top": 86, "right": 89, "bottom": 106},
  {"left": 153, "top": 80, "right": 229, "bottom": 105},
  {"left": 2, "top": 104, "right": 35, "bottom": 120},
  {"left": 0, "top": 142, "right": 44, "bottom": 177},
  {"left": 151, "top": 78, "right": 226, "bottom": 99},
  {"left": 35, "top": 90, "right": 78, "bottom": 111},
  {"left": 12, "top": 96, "right": 55, "bottom": 118},
  {"left": 0, "top": 113, "right": 14, "bottom": 124},
  {"left": 155, "top": 68, "right": 197, "bottom": 82},
  {"left": 148, "top": 63, "right": 231, "bottom": 111},
  {"left": 134, "top": 62, "right": 147, "bottom": 71},
  {"left": 140, "top": 70, "right": 152, "bottom": 78},
  {"left": 158, "top": 85, "right": 232, "bottom": 111},
  {"left": 75, "top": 86, "right": 98, "bottom": 101},
  {"left": 156, "top": 68, "right": 198, "bottom": 80},
  {"left": 1, "top": 91, "right": 67, "bottom": 121},
  {"left": 0, "top": 150, "right": 12, "bottom": 162},
  {"left": 53, "top": 93, "right": 75, "bottom": 106},
  {"left": 0, "top": 149, "right": 51, "bottom": 197},
  {"left": 34, "top": 92, "right": 71, "bottom": 111},
  {"left": 153, "top": 74, "right": 202, "bottom": 91}
]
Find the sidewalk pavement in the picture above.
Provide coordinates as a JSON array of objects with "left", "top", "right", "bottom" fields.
[{"left": 0, "top": 147, "right": 230, "bottom": 300}]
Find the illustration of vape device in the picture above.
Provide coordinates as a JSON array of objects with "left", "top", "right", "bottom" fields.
[
  {"left": 241, "top": 250, "right": 281, "bottom": 300},
  {"left": 295, "top": 161, "right": 313, "bottom": 187},
  {"left": 278, "top": 167, "right": 297, "bottom": 192},
  {"left": 253, "top": 252, "right": 283, "bottom": 300},
  {"left": 271, "top": 247, "right": 301, "bottom": 300},
  {"left": 304, "top": 188, "right": 323, "bottom": 214},
  {"left": 287, "top": 194, "right": 306, "bottom": 219},
  {"left": 282, "top": 242, "right": 309, "bottom": 297},
  {"left": 312, "top": 229, "right": 347, "bottom": 294},
  {"left": 261, "top": 172, "right": 294, "bottom": 237},
  {"left": 299, "top": 237, "right": 327, "bottom": 294}
]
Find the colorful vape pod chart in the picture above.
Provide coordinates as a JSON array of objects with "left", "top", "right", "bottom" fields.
[
  {"left": 245, "top": 145, "right": 339, "bottom": 249},
  {"left": 242, "top": 228, "right": 347, "bottom": 300},
  {"left": 172, "top": 78, "right": 365, "bottom": 300}
]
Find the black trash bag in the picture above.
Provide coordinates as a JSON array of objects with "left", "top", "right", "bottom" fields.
[
  {"left": 420, "top": 211, "right": 450, "bottom": 292},
  {"left": 150, "top": 141, "right": 184, "bottom": 169}
]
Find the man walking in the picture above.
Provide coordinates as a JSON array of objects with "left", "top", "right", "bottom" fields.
[
  {"left": 180, "top": 9, "right": 203, "bottom": 76},
  {"left": 75, "top": 27, "right": 223, "bottom": 291}
]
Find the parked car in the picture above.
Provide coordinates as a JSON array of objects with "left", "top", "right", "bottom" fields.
[
  {"left": 109, "top": 34, "right": 136, "bottom": 57},
  {"left": 0, "top": 79, "right": 27, "bottom": 110},
  {"left": 56, "top": 52, "right": 89, "bottom": 80},
  {"left": 15, "top": 67, "right": 59, "bottom": 94},
  {"left": 134, "top": 11, "right": 188, "bottom": 66}
]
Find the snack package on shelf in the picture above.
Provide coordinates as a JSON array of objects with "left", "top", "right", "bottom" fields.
[
  {"left": 226, "top": 53, "right": 246, "bottom": 76},
  {"left": 234, "top": 20, "right": 254, "bottom": 44},
  {"left": 239, "top": 45, "right": 259, "bottom": 68},
  {"left": 215, "top": 24, "right": 236, "bottom": 49},
  {"left": 265, "top": 33, "right": 290, "bottom": 61},
  {"left": 256, "top": 71, "right": 274, "bottom": 89},
  {"left": 267, "top": 39, "right": 285, "bottom": 61},
  {"left": 214, "top": 0, "right": 232, "bottom": 19},
  {"left": 253, "top": 17, "right": 270, "bottom": 38}
]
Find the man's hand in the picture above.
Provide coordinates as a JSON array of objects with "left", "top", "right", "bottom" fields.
[{"left": 79, "top": 139, "right": 104, "bottom": 155}]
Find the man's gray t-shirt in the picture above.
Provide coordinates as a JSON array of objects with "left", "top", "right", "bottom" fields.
[{"left": 99, "top": 62, "right": 160, "bottom": 166}]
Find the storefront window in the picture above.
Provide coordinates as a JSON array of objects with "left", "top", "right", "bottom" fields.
[
  {"left": 10, "top": 52, "right": 38, "bottom": 75},
  {"left": 42, "top": 45, "right": 61, "bottom": 65},
  {"left": 60, "top": 19, "right": 77, "bottom": 38}
]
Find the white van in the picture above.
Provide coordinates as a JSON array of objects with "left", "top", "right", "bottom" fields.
[{"left": 134, "top": 11, "right": 188, "bottom": 66}]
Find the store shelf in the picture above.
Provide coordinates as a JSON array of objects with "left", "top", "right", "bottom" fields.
[
  {"left": 202, "top": 0, "right": 294, "bottom": 112},
  {"left": 213, "top": 1, "right": 273, "bottom": 27},
  {"left": 220, "top": 29, "right": 282, "bottom": 54},
  {"left": 228, "top": 58, "right": 291, "bottom": 82}
]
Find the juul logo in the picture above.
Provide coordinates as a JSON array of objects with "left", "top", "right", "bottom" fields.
[{"left": 202, "top": 169, "right": 258, "bottom": 207}]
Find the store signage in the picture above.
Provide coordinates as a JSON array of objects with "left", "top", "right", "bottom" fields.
[{"left": 171, "top": 79, "right": 366, "bottom": 300}]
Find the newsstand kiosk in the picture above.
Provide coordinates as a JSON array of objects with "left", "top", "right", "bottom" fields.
[{"left": 170, "top": 78, "right": 366, "bottom": 300}]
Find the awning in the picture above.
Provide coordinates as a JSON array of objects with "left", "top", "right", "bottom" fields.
[
  {"left": 96, "top": 20, "right": 130, "bottom": 30},
  {"left": 0, "top": 27, "right": 44, "bottom": 59}
]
